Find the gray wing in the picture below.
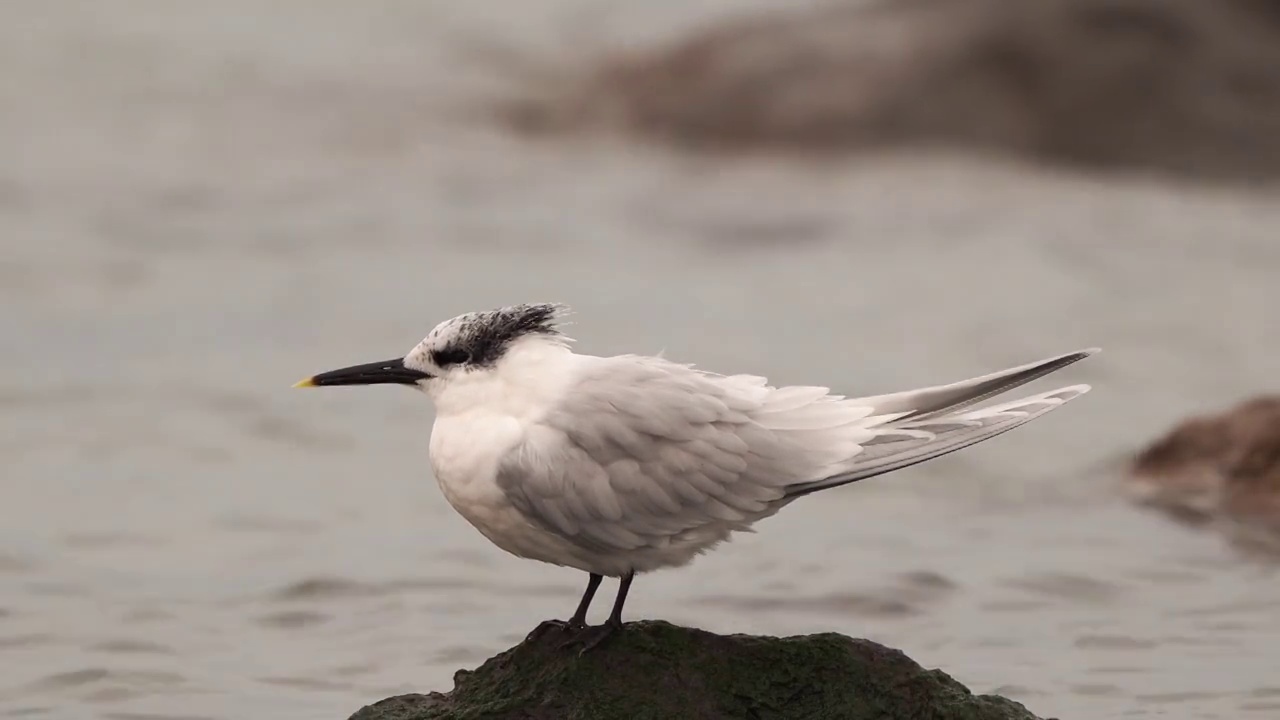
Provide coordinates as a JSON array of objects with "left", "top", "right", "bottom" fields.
[
  {"left": 846, "top": 348, "right": 1096, "bottom": 421},
  {"left": 781, "top": 348, "right": 1099, "bottom": 497},
  {"left": 493, "top": 355, "right": 872, "bottom": 553},
  {"left": 781, "top": 384, "right": 1091, "bottom": 498},
  {"left": 495, "top": 350, "right": 1095, "bottom": 553}
]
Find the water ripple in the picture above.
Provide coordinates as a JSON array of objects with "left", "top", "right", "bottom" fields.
[
  {"left": 88, "top": 640, "right": 176, "bottom": 656},
  {"left": 256, "top": 610, "right": 331, "bottom": 629}
]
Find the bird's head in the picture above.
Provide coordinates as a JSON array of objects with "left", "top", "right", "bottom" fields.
[{"left": 293, "top": 303, "right": 572, "bottom": 403}]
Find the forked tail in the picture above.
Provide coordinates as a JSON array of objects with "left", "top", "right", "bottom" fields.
[{"left": 784, "top": 349, "right": 1097, "bottom": 498}]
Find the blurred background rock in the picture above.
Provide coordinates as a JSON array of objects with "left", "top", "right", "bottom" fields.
[
  {"left": 1128, "top": 396, "right": 1280, "bottom": 554},
  {"left": 497, "top": 0, "right": 1280, "bottom": 182}
]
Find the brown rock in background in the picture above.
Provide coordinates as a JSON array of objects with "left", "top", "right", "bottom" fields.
[
  {"left": 1129, "top": 397, "right": 1280, "bottom": 553},
  {"left": 494, "top": 0, "right": 1280, "bottom": 181}
]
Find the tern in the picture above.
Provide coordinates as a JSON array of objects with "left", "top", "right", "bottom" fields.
[{"left": 295, "top": 303, "right": 1095, "bottom": 645}]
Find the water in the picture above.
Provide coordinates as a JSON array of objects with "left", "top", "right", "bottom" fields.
[{"left": 3, "top": 2, "right": 1280, "bottom": 719}]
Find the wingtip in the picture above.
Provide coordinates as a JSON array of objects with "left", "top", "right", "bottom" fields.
[{"left": 1058, "top": 383, "right": 1092, "bottom": 397}]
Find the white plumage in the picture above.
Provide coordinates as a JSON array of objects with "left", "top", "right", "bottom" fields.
[{"left": 299, "top": 303, "right": 1096, "bottom": 634}]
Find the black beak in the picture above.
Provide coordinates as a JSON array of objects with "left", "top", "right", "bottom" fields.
[{"left": 293, "top": 358, "right": 431, "bottom": 388}]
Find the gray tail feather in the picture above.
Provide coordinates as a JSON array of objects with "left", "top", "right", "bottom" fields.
[
  {"left": 784, "top": 383, "right": 1091, "bottom": 499},
  {"left": 847, "top": 348, "right": 1099, "bottom": 423}
]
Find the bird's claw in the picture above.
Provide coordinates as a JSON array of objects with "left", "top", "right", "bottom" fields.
[
  {"left": 556, "top": 622, "right": 621, "bottom": 655},
  {"left": 526, "top": 619, "right": 569, "bottom": 641},
  {"left": 527, "top": 618, "right": 588, "bottom": 642}
]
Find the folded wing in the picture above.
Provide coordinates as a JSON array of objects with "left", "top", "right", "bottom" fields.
[{"left": 495, "top": 350, "right": 1095, "bottom": 554}]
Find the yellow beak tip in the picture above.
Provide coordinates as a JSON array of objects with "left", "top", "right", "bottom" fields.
[{"left": 292, "top": 378, "right": 317, "bottom": 388}]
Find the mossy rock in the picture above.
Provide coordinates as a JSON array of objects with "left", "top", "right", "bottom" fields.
[{"left": 348, "top": 620, "right": 1047, "bottom": 720}]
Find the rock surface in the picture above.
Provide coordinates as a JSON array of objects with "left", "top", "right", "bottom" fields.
[
  {"left": 493, "top": 0, "right": 1280, "bottom": 181},
  {"left": 348, "top": 620, "right": 1046, "bottom": 720},
  {"left": 1128, "top": 396, "right": 1280, "bottom": 553}
]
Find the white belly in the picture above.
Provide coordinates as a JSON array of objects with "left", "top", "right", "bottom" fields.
[{"left": 428, "top": 411, "right": 590, "bottom": 570}]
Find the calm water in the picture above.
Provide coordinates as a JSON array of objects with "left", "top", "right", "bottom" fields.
[{"left": 4, "top": 3, "right": 1280, "bottom": 719}]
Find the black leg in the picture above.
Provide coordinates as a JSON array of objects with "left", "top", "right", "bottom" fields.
[
  {"left": 560, "top": 571, "right": 636, "bottom": 654},
  {"left": 527, "top": 573, "right": 603, "bottom": 641},
  {"left": 568, "top": 573, "right": 603, "bottom": 628},
  {"left": 605, "top": 571, "right": 635, "bottom": 629}
]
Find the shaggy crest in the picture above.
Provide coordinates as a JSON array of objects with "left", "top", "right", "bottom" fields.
[{"left": 425, "top": 303, "right": 570, "bottom": 368}]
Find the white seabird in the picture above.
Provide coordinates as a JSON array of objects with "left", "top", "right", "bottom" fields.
[{"left": 295, "top": 303, "right": 1096, "bottom": 645}]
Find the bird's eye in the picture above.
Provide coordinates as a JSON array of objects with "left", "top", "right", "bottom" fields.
[{"left": 432, "top": 348, "right": 471, "bottom": 368}]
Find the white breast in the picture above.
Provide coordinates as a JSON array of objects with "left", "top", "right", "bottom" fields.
[
  {"left": 428, "top": 409, "right": 519, "bottom": 529},
  {"left": 425, "top": 337, "right": 589, "bottom": 568}
]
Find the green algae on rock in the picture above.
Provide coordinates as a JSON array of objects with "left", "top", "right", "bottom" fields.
[{"left": 348, "top": 621, "right": 1047, "bottom": 720}]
